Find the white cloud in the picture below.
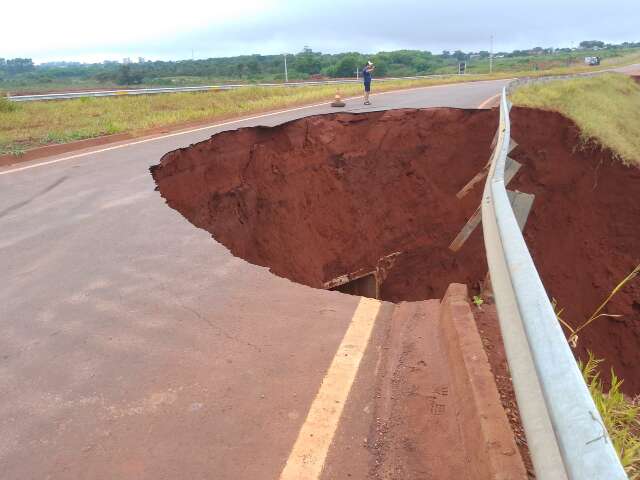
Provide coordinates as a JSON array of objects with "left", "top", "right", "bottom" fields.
[
  {"left": 2, "top": 0, "right": 276, "bottom": 61},
  {"left": 2, "top": 0, "right": 638, "bottom": 63}
]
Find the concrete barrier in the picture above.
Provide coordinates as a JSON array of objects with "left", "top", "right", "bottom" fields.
[{"left": 439, "top": 283, "right": 527, "bottom": 479}]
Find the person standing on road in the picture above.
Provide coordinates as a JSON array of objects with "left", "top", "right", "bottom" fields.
[{"left": 362, "top": 61, "right": 375, "bottom": 105}]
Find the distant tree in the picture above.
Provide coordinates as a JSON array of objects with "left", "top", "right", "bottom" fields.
[
  {"left": 115, "top": 64, "right": 143, "bottom": 85},
  {"left": 294, "top": 48, "right": 322, "bottom": 75},
  {"left": 579, "top": 40, "right": 605, "bottom": 49},
  {"left": 334, "top": 55, "right": 360, "bottom": 77},
  {"left": 94, "top": 71, "right": 112, "bottom": 83},
  {"left": 246, "top": 58, "right": 260, "bottom": 76},
  {"left": 5, "top": 40, "right": 639, "bottom": 89},
  {"left": 453, "top": 50, "right": 467, "bottom": 61},
  {"left": 413, "top": 59, "right": 430, "bottom": 72},
  {"left": 371, "top": 60, "right": 388, "bottom": 76},
  {"left": 2, "top": 58, "right": 34, "bottom": 74}
]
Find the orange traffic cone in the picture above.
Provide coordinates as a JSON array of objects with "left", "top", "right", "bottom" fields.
[{"left": 331, "top": 90, "right": 345, "bottom": 107}]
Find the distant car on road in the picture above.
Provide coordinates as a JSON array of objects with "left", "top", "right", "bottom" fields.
[{"left": 584, "top": 56, "right": 601, "bottom": 66}]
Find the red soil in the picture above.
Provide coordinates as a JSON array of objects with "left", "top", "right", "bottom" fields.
[
  {"left": 151, "top": 106, "right": 640, "bottom": 394},
  {"left": 509, "top": 106, "right": 640, "bottom": 394},
  {"left": 474, "top": 304, "right": 535, "bottom": 477}
]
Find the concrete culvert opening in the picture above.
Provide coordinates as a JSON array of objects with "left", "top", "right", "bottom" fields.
[{"left": 151, "top": 106, "right": 640, "bottom": 395}]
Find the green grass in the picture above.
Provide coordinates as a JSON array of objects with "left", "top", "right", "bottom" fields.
[
  {"left": 580, "top": 353, "right": 640, "bottom": 479},
  {"left": 511, "top": 73, "right": 640, "bottom": 166},
  {"left": 0, "top": 74, "right": 497, "bottom": 155}
]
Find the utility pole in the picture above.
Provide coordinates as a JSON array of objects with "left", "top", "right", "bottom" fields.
[
  {"left": 490, "top": 34, "right": 494, "bottom": 74},
  {"left": 283, "top": 53, "right": 288, "bottom": 83}
]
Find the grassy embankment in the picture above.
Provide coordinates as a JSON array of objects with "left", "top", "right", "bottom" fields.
[
  {"left": 511, "top": 73, "right": 640, "bottom": 166},
  {"left": 1, "top": 51, "right": 639, "bottom": 156}
]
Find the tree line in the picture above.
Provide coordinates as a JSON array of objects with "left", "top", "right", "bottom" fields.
[{"left": 2, "top": 40, "right": 639, "bottom": 87}]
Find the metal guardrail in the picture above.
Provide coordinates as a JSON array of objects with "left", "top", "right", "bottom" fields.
[
  {"left": 482, "top": 87, "right": 627, "bottom": 479},
  {"left": 7, "top": 73, "right": 485, "bottom": 102}
]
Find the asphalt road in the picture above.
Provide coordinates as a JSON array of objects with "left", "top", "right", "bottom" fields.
[{"left": 0, "top": 78, "right": 511, "bottom": 480}]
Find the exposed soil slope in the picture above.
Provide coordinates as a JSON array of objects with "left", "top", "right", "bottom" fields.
[
  {"left": 510, "top": 106, "right": 640, "bottom": 393},
  {"left": 151, "top": 107, "right": 640, "bottom": 393}
]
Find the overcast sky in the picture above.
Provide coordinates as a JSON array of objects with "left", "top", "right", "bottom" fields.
[{"left": 3, "top": 0, "right": 638, "bottom": 63}]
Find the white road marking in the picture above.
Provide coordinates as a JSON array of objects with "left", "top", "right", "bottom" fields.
[
  {"left": 0, "top": 78, "right": 511, "bottom": 177},
  {"left": 279, "top": 297, "right": 381, "bottom": 480}
]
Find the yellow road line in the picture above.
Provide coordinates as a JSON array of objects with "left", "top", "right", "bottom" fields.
[
  {"left": 279, "top": 297, "right": 381, "bottom": 480},
  {"left": 478, "top": 92, "right": 501, "bottom": 109}
]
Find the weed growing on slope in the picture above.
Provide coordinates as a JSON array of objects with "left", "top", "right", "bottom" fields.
[
  {"left": 580, "top": 353, "right": 640, "bottom": 479},
  {"left": 556, "top": 264, "right": 640, "bottom": 347}
]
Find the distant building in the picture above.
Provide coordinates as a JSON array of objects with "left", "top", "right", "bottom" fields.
[
  {"left": 138, "top": 57, "right": 145, "bottom": 63},
  {"left": 122, "top": 57, "right": 131, "bottom": 64}
]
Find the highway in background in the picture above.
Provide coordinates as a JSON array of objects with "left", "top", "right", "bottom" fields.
[{"left": 7, "top": 72, "right": 477, "bottom": 102}]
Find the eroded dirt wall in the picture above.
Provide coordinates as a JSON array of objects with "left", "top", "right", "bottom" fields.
[{"left": 151, "top": 108, "right": 498, "bottom": 299}]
